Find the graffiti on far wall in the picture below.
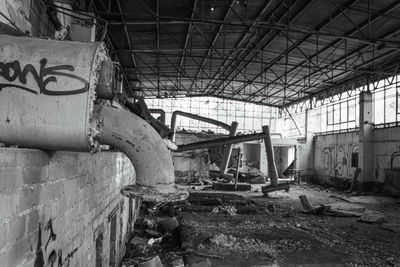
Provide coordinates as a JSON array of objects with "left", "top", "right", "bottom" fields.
[
  {"left": 321, "top": 144, "right": 359, "bottom": 178},
  {"left": 0, "top": 58, "right": 89, "bottom": 95}
]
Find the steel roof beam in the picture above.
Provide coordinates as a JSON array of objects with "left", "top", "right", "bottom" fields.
[
  {"left": 187, "top": 0, "right": 236, "bottom": 92},
  {"left": 224, "top": 0, "right": 360, "bottom": 99},
  {"left": 177, "top": 0, "right": 198, "bottom": 83}
]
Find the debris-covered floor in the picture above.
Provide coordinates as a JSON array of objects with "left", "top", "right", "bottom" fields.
[{"left": 122, "top": 183, "right": 400, "bottom": 267}]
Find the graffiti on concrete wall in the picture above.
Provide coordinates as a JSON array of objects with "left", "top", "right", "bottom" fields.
[
  {"left": 0, "top": 59, "right": 89, "bottom": 95},
  {"left": 321, "top": 144, "right": 359, "bottom": 178},
  {"left": 34, "top": 220, "right": 78, "bottom": 267}
]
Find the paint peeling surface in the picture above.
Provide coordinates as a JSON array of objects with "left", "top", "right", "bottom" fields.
[{"left": 0, "top": 34, "right": 105, "bottom": 151}]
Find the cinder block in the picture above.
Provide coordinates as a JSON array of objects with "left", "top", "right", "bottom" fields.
[
  {"left": 21, "top": 257, "right": 35, "bottom": 267},
  {"left": 3, "top": 238, "right": 31, "bottom": 266},
  {"left": 0, "top": 194, "right": 18, "bottom": 219},
  {"left": 26, "top": 209, "right": 39, "bottom": 235},
  {"left": 18, "top": 185, "right": 42, "bottom": 212},
  {"left": 0, "top": 167, "right": 22, "bottom": 195},
  {"left": 22, "top": 166, "right": 48, "bottom": 184},
  {"left": 41, "top": 182, "right": 64, "bottom": 203},
  {"left": 0, "top": 149, "right": 18, "bottom": 168},
  {"left": 0, "top": 222, "right": 8, "bottom": 251},
  {"left": 48, "top": 162, "right": 79, "bottom": 181},
  {"left": 24, "top": 231, "right": 38, "bottom": 262},
  {"left": 18, "top": 149, "right": 49, "bottom": 167},
  {"left": 63, "top": 179, "right": 78, "bottom": 197},
  {"left": 54, "top": 214, "right": 67, "bottom": 236},
  {"left": 8, "top": 214, "right": 26, "bottom": 243},
  {"left": 0, "top": 149, "right": 138, "bottom": 266}
]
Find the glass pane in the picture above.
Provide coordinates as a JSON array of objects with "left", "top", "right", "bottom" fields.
[
  {"left": 385, "top": 86, "right": 396, "bottom": 123},
  {"left": 348, "top": 99, "right": 356, "bottom": 121},
  {"left": 340, "top": 101, "right": 348, "bottom": 123},
  {"left": 375, "top": 90, "right": 385, "bottom": 124},
  {"left": 333, "top": 103, "right": 340, "bottom": 124},
  {"left": 327, "top": 105, "right": 334, "bottom": 125}
]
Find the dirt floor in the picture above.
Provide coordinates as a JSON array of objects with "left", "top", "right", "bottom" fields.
[{"left": 122, "top": 183, "right": 400, "bottom": 267}]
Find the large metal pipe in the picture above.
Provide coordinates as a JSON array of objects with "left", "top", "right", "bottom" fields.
[
  {"left": 93, "top": 105, "right": 188, "bottom": 202},
  {"left": 149, "top": 108, "right": 166, "bottom": 124},
  {"left": 0, "top": 34, "right": 186, "bottom": 202},
  {"left": 262, "top": 125, "right": 279, "bottom": 186},
  {"left": 170, "top": 110, "right": 231, "bottom": 141},
  {"left": 176, "top": 132, "right": 269, "bottom": 152},
  {"left": 219, "top": 121, "right": 238, "bottom": 175}
]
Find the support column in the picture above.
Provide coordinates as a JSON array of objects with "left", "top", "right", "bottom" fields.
[
  {"left": 262, "top": 125, "right": 279, "bottom": 186},
  {"left": 219, "top": 122, "right": 238, "bottom": 175},
  {"left": 358, "top": 91, "right": 374, "bottom": 190}
]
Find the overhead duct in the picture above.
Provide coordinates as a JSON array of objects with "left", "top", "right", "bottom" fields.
[{"left": 0, "top": 34, "right": 187, "bottom": 202}]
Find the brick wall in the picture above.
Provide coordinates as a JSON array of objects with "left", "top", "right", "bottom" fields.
[{"left": 0, "top": 148, "right": 137, "bottom": 267}]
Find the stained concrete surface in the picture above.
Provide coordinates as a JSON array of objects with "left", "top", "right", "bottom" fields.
[{"left": 123, "top": 183, "right": 400, "bottom": 266}]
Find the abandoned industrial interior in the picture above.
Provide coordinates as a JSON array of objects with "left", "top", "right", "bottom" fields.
[{"left": 2, "top": 0, "right": 400, "bottom": 266}]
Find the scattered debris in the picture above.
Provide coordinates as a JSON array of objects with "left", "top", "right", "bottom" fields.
[
  {"left": 145, "top": 229, "right": 162, "bottom": 238},
  {"left": 379, "top": 223, "right": 400, "bottom": 233},
  {"left": 123, "top": 184, "right": 400, "bottom": 267},
  {"left": 299, "top": 195, "right": 331, "bottom": 214},
  {"left": 130, "top": 236, "right": 148, "bottom": 246},
  {"left": 137, "top": 255, "right": 163, "bottom": 267},
  {"left": 212, "top": 182, "right": 252, "bottom": 191},
  {"left": 148, "top": 237, "right": 163, "bottom": 245},
  {"left": 190, "top": 250, "right": 224, "bottom": 260},
  {"left": 300, "top": 195, "right": 387, "bottom": 223},
  {"left": 330, "top": 195, "right": 397, "bottom": 204},
  {"left": 210, "top": 205, "right": 237, "bottom": 215},
  {"left": 262, "top": 182, "right": 290, "bottom": 195},
  {"left": 190, "top": 259, "right": 212, "bottom": 267},
  {"left": 358, "top": 210, "right": 386, "bottom": 224},
  {"left": 162, "top": 217, "right": 179, "bottom": 232}
]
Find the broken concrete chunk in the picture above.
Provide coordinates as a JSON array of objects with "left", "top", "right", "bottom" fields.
[
  {"left": 379, "top": 223, "right": 400, "bottom": 233},
  {"left": 162, "top": 217, "right": 179, "bottom": 232},
  {"left": 262, "top": 183, "right": 290, "bottom": 195},
  {"left": 148, "top": 237, "right": 163, "bottom": 245},
  {"left": 358, "top": 210, "right": 386, "bottom": 224},
  {"left": 190, "top": 259, "right": 212, "bottom": 267},
  {"left": 169, "top": 258, "right": 184, "bottom": 267},
  {"left": 130, "top": 236, "right": 148, "bottom": 245},
  {"left": 145, "top": 229, "right": 163, "bottom": 238},
  {"left": 138, "top": 255, "right": 163, "bottom": 267},
  {"left": 212, "top": 182, "right": 251, "bottom": 191},
  {"left": 211, "top": 205, "right": 237, "bottom": 215}
]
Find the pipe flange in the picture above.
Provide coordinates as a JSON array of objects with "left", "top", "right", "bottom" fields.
[{"left": 120, "top": 184, "right": 189, "bottom": 203}]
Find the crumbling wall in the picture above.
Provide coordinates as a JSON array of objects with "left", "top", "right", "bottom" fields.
[
  {"left": 173, "top": 133, "right": 222, "bottom": 179},
  {"left": 313, "top": 132, "right": 359, "bottom": 185},
  {"left": 0, "top": 148, "right": 137, "bottom": 266}
]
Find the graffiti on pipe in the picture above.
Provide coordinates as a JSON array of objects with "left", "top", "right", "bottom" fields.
[
  {"left": 321, "top": 144, "right": 359, "bottom": 178},
  {"left": 0, "top": 58, "right": 89, "bottom": 95}
]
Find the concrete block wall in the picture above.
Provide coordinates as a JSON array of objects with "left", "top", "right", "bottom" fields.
[
  {"left": 313, "top": 132, "right": 359, "bottom": 184},
  {"left": 374, "top": 127, "right": 400, "bottom": 183},
  {"left": 309, "top": 127, "right": 400, "bottom": 189},
  {"left": 0, "top": 148, "right": 137, "bottom": 267}
]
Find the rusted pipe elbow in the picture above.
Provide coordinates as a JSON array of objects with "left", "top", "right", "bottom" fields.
[{"left": 93, "top": 105, "right": 188, "bottom": 202}]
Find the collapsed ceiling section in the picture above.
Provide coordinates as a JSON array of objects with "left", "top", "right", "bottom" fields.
[{"left": 90, "top": 0, "right": 400, "bottom": 107}]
